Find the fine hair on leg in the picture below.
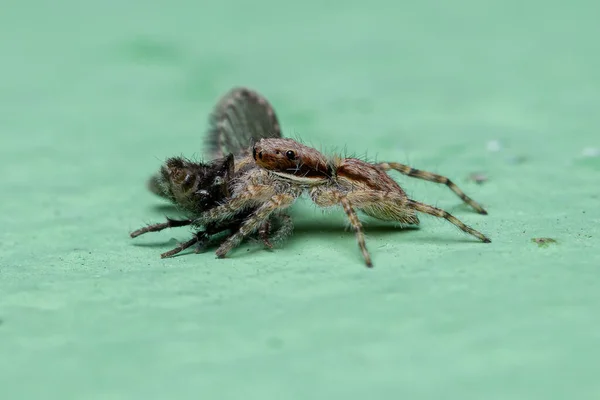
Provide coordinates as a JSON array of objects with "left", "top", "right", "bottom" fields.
[
  {"left": 405, "top": 199, "right": 491, "bottom": 242},
  {"left": 377, "top": 162, "right": 488, "bottom": 215},
  {"left": 130, "top": 218, "right": 192, "bottom": 238}
]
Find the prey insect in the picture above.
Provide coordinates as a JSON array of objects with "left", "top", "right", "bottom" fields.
[
  {"left": 130, "top": 87, "right": 293, "bottom": 258},
  {"left": 193, "top": 138, "right": 491, "bottom": 267}
]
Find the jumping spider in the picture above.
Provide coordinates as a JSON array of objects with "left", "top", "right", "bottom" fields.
[
  {"left": 130, "top": 87, "right": 292, "bottom": 257},
  {"left": 193, "top": 138, "right": 491, "bottom": 267}
]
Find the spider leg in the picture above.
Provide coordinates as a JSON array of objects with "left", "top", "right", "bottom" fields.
[
  {"left": 376, "top": 162, "right": 488, "bottom": 215},
  {"left": 258, "top": 218, "right": 273, "bottom": 249},
  {"left": 405, "top": 199, "right": 491, "bottom": 242},
  {"left": 342, "top": 189, "right": 489, "bottom": 244},
  {"left": 268, "top": 213, "right": 294, "bottom": 247},
  {"left": 215, "top": 194, "right": 296, "bottom": 258},
  {"left": 339, "top": 196, "right": 372, "bottom": 267},
  {"left": 311, "top": 189, "right": 372, "bottom": 267},
  {"left": 194, "top": 183, "right": 276, "bottom": 225},
  {"left": 246, "top": 213, "right": 294, "bottom": 250}
]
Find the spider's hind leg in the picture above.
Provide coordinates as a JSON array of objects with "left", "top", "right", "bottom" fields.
[
  {"left": 344, "top": 189, "right": 490, "bottom": 244},
  {"left": 358, "top": 202, "right": 420, "bottom": 227},
  {"left": 405, "top": 199, "right": 491, "bottom": 242},
  {"left": 377, "top": 162, "right": 488, "bottom": 215}
]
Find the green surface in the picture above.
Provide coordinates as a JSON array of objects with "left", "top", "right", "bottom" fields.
[{"left": 1, "top": 1, "right": 599, "bottom": 399}]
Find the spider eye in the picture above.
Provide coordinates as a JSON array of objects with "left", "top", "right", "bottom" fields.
[{"left": 285, "top": 150, "right": 296, "bottom": 160}]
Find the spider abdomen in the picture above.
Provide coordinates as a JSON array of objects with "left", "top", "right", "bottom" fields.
[{"left": 336, "top": 158, "right": 406, "bottom": 194}]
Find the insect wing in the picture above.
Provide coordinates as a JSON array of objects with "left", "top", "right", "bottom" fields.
[{"left": 205, "top": 87, "right": 282, "bottom": 159}]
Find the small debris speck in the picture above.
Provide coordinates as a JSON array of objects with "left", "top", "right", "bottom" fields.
[
  {"left": 506, "top": 155, "right": 528, "bottom": 164},
  {"left": 487, "top": 140, "right": 502, "bottom": 152},
  {"left": 581, "top": 147, "right": 600, "bottom": 158},
  {"left": 468, "top": 172, "right": 488, "bottom": 185},
  {"left": 531, "top": 237, "right": 557, "bottom": 248}
]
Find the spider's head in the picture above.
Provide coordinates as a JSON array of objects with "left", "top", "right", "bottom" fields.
[{"left": 252, "top": 138, "right": 331, "bottom": 184}]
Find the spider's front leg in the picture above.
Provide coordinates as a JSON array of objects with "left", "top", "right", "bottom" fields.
[
  {"left": 311, "top": 188, "right": 373, "bottom": 267},
  {"left": 214, "top": 194, "right": 296, "bottom": 258},
  {"left": 344, "top": 190, "right": 491, "bottom": 243},
  {"left": 404, "top": 199, "right": 491, "bottom": 242},
  {"left": 251, "top": 213, "right": 295, "bottom": 249},
  {"left": 193, "top": 182, "right": 291, "bottom": 258},
  {"left": 258, "top": 218, "right": 273, "bottom": 248},
  {"left": 268, "top": 213, "right": 294, "bottom": 246}
]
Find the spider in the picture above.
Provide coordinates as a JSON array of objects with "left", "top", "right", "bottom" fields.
[
  {"left": 130, "top": 87, "right": 293, "bottom": 258},
  {"left": 193, "top": 138, "right": 491, "bottom": 267}
]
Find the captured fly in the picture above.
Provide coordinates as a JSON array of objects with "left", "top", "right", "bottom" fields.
[{"left": 130, "top": 87, "right": 292, "bottom": 258}]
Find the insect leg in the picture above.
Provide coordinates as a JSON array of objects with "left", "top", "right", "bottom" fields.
[
  {"left": 161, "top": 232, "right": 208, "bottom": 258},
  {"left": 130, "top": 217, "right": 192, "bottom": 238}
]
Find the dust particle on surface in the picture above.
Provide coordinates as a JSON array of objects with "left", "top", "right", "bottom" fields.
[
  {"left": 531, "top": 237, "right": 557, "bottom": 248},
  {"left": 486, "top": 140, "right": 502, "bottom": 152},
  {"left": 468, "top": 172, "right": 488, "bottom": 185},
  {"left": 507, "top": 155, "right": 528, "bottom": 164},
  {"left": 119, "top": 37, "right": 183, "bottom": 64},
  {"left": 581, "top": 147, "right": 599, "bottom": 158}
]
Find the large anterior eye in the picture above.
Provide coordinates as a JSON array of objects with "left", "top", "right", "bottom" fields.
[{"left": 285, "top": 150, "right": 296, "bottom": 160}]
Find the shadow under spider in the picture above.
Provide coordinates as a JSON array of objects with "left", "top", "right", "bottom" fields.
[
  {"left": 291, "top": 219, "right": 479, "bottom": 244},
  {"left": 291, "top": 219, "right": 419, "bottom": 236},
  {"left": 151, "top": 204, "right": 182, "bottom": 214},
  {"left": 134, "top": 204, "right": 483, "bottom": 258},
  {"left": 131, "top": 219, "right": 420, "bottom": 255}
]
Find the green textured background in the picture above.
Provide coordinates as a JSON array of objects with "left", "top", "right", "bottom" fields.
[{"left": 1, "top": 0, "right": 599, "bottom": 399}]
